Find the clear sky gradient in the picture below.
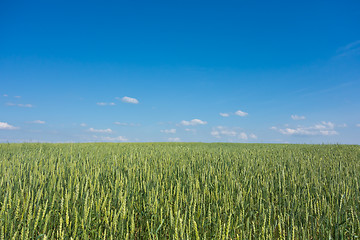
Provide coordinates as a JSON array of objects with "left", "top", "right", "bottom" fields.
[{"left": 1, "top": 0, "right": 360, "bottom": 144}]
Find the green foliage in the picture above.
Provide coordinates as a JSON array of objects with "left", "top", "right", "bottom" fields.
[{"left": 0, "top": 143, "right": 359, "bottom": 239}]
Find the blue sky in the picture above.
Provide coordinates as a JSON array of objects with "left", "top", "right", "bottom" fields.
[{"left": 1, "top": 0, "right": 360, "bottom": 144}]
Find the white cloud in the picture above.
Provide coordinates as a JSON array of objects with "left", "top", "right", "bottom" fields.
[
  {"left": 211, "top": 126, "right": 237, "bottom": 138},
  {"left": 319, "top": 130, "right": 338, "bottom": 136},
  {"left": 318, "top": 121, "right": 335, "bottom": 129},
  {"left": 219, "top": 110, "right": 248, "bottom": 117},
  {"left": 235, "top": 110, "right": 248, "bottom": 117},
  {"left": 97, "top": 136, "right": 128, "bottom": 142},
  {"left": 3, "top": 94, "right": 8, "bottom": 97},
  {"left": 210, "top": 131, "right": 219, "bottom": 137},
  {"left": 168, "top": 137, "right": 180, "bottom": 142},
  {"left": 114, "top": 122, "right": 128, "bottom": 126},
  {"left": 6, "top": 103, "right": 33, "bottom": 108},
  {"left": 339, "top": 40, "right": 360, "bottom": 51},
  {"left": 272, "top": 121, "right": 338, "bottom": 136},
  {"left": 337, "top": 40, "right": 360, "bottom": 57},
  {"left": 249, "top": 133, "right": 257, "bottom": 139},
  {"left": 185, "top": 128, "right": 197, "bottom": 133},
  {"left": 0, "top": 122, "right": 18, "bottom": 130},
  {"left": 238, "top": 132, "right": 248, "bottom": 140},
  {"left": 28, "top": 120, "right": 45, "bottom": 124},
  {"left": 180, "top": 119, "right": 207, "bottom": 126},
  {"left": 161, "top": 129, "right": 176, "bottom": 134},
  {"left": 211, "top": 126, "right": 253, "bottom": 141},
  {"left": 119, "top": 96, "right": 139, "bottom": 104},
  {"left": 97, "top": 102, "right": 115, "bottom": 106},
  {"left": 291, "top": 115, "right": 306, "bottom": 120},
  {"left": 114, "top": 122, "right": 139, "bottom": 126},
  {"left": 338, "top": 123, "right": 347, "bottom": 128},
  {"left": 356, "top": 123, "right": 360, "bottom": 127},
  {"left": 80, "top": 123, "right": 87, "bottom": 127},
  {"left": 18, "top": 104, "right": 33, "bottom": 108},
  {"left": 88, "top": 128, "right": 112, "bottom": 133}
]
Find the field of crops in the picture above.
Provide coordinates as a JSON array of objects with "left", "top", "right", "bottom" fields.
[{"left": 0, "top": 143, "right": 359, "bottom": 239}]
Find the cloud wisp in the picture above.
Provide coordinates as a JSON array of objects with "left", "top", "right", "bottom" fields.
[
  {"left": 220, "top": 110, "right": 248, "bottom": 117},
  {"left": 6, "top": 103, "right": 33, "bottom": 108},
  {"left": 211, "top": 126, "right": 256, "bottom": 140},
  {"left": 180, "top": 119, "right": 207, "bottom": 126},
  {"left": 93, "top": 135, "right": 128, "bottom": 142},
  {"left": 235, "top": 110, "right": 248, "bottom": 117},
  {"left": 185, "top": 128, "right": 197, "bottom": 133},
  {"left": 27, "top": 120, "right": 46, "bottom": 124},
  {"left": 0, "top": 122, "right": 18, "bottom": 130},
  {"left": 291, "top": 115, "right": 306, "bottom": 120},
  {"left": 117, "top": 96, "right": 139, "bottom": 104},
  {"left": 337, "top": 40, "right": 360, "bottom": 57},
  {"left": 97, "top": 102, "right": 116, "bottom": 106},
  {"left": 271, "top": 121, "right": 338, "bottom": 136},
  {"left": 168, "top": 137, "right": 180, "bottom": 142},
  {"left": 114, "top": 122, "right": 140, "bottom": 126},
  {"left": 249, "top": 133, "right": 257, "bottom": 139},
  {"left": 88, "top": 128, "right": 113, "bottom": 133},
  {"left": 161, "top": 129, "right": 176, "bottom": 134}
]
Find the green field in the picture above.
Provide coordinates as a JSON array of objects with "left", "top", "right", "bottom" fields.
[{"left": 0, "top": 143, "right": 359, "bottom": 239}]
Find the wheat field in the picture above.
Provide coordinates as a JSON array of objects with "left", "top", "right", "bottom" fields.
[{"left": 0, "top": 143, "right": 359, "bottom": 239}]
